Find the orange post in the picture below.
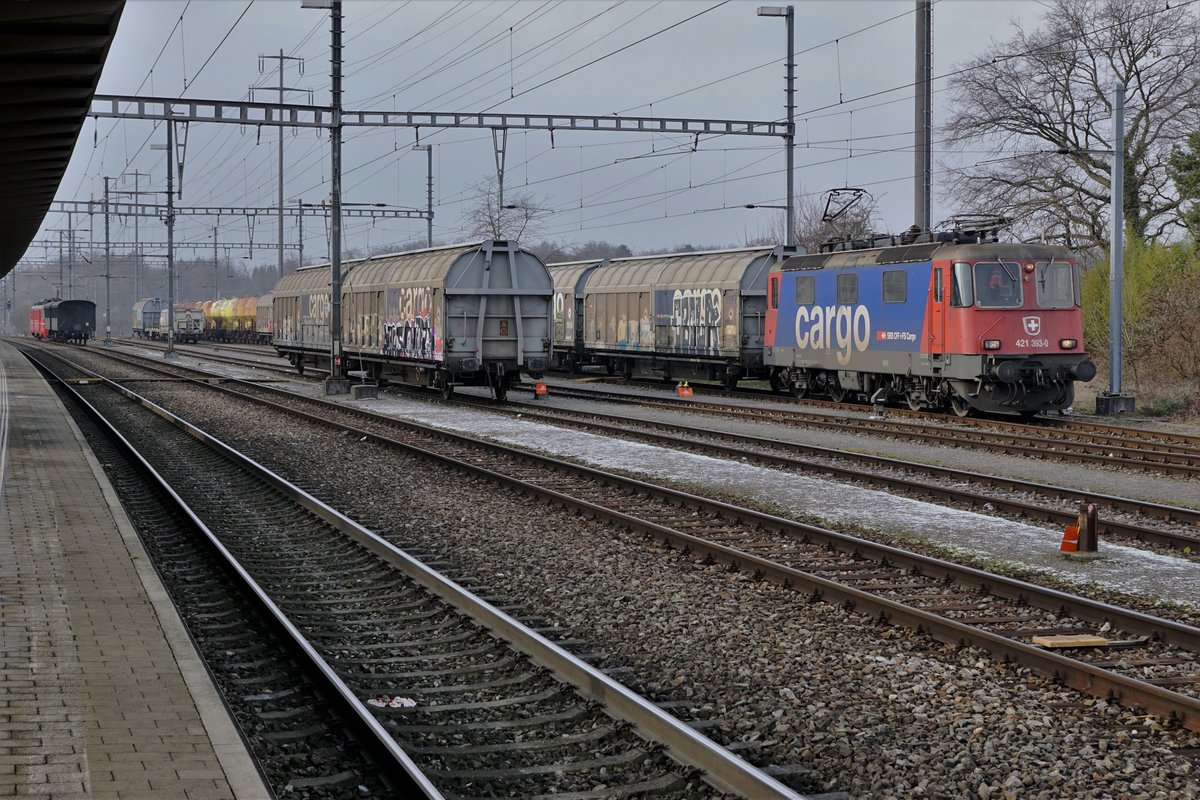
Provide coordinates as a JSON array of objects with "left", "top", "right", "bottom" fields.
[{"left": 1060, "top": 524, "right": 1080, "bottom": 552}]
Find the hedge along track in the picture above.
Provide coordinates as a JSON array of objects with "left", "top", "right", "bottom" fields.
[
  {"left": 46, "top": 342, "right": 1200, "bottom": 733},
  {"left": 21, "top": 345, "right": 802, "bottom": 800},
  {"left": 527, "top": 383, "right": 1200, "bottom": 477},
  {"left": 451, "top": 391, "right": 1199, "bottom": 554}
]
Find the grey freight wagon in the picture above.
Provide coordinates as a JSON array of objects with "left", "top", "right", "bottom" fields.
[
  {"left": 550, "top": 245, "right": 798, "bottom": 388},
  {"left": 131, "top": 298, "right": 167, "bottom": 338},
  {"left": 272, "top": 241, "right": 552, "bottom": 400}
]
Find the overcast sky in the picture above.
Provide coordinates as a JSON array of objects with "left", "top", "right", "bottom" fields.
[{"left": 41, "top": 0, "right": 1051, "bottom": 265}]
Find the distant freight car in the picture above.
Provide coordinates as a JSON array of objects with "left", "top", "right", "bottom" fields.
[
  {"left": 31, "top": 299, "right": 95, "bottom": 344},
  {"left": 154, "top": 307, "right": 205, "bottom": 343},
  {"left": 549, "top": 245, "right": 798, "bottom": 388},
  {"left": 255, "top": 293, "right": 274, "bottom": 344},
  {"left": 764, "top": 234, "right": 1096, "bottom": 416},
  {"left": 273, "top": 241, "right": 552, "bottom": 400},
  {"left": 131, "top": 298, "right": 167, "bottom": 338}
]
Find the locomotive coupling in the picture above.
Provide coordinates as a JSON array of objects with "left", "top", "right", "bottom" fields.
[
  {"left": 1069, "top": 359, "right": 1097, "bottom": 382},
  {"left": 987, "top": 360, "right": 1021, "bottom": 384}
]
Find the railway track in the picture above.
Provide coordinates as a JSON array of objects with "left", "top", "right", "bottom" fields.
[
  {"left": 38, "top": 341, "right": 1200, "bottom": 733},
  {"left": 25, "top": 344, "right": 802, "bottom": 800},
  {"left": 463, "top": 388, "right": 1198, "bottom": 554},
  {"left": 627, "top": 375, "right": 1200, "bottom": 451},
  {"left": 530, "top": 382, "right": 1200, "bottom": 477}
]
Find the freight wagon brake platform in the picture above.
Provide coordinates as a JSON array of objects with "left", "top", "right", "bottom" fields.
[{"left": 0, "top": 342, "right": 268, "bottom": 800}]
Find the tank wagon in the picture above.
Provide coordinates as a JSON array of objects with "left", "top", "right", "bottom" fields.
[
  {"left": 549, "top": 245, "right": 798, "bottom": 388},
  {"left": 131, "top": 298, "right": 167, "bottom": 338},
  {"left": 203, "top": 296, "right": 260, "bottom": 342},
  {"left": 272, "top": 241, "right": 552, "bottom": 400},
  {"left": 764, "top": 233, "right": 1096, "bottom": 416},
  {"left": 255, "top": 293, "right": 274, "bottom": 344},
  {"left": 31, "top": 299, "right": 95, "bottom": 344}
]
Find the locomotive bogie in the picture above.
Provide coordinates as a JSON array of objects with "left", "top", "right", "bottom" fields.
[{"left": 273, "top": 241, "right": 552, "bottom": 400}]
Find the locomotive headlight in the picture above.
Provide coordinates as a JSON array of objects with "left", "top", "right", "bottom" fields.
[
  {"left": 983, "top": 339, "right": 1002, "bottom": 350},
  {"left": 1059, "top": 338, "right": 1077, "bottom": 349}
]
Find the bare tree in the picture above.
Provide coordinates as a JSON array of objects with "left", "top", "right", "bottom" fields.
[
  {"left": 942, "top": 0, "right": 1200, "bottom": 251},
  {"left": 744, "top": 188, "right": 879, "bottom": 253},
  {"left": 464, "top": 174, "right": 554, "bottom": 243}
]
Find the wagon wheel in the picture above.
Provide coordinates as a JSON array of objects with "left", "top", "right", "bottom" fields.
[
  {"left": 828, "top": 385, "right": 847, "bottom": 404},
  {"left": 606, "top": 362, "right": 616, "bottom": 376},
  {"left": 621, "top": 360, "right": 633, "bottom": 381},
  {"left": 492, "top": 381, "right": 508, "bottom": 402},
  {"left": 439, "top": 381, "right": 454, "bottom": 401},
  {"left": 949, "top": 393, "right": 972, "bottom": 418},
  {"left": 722, "top": 371, "right": 738, "bottom": 392}
]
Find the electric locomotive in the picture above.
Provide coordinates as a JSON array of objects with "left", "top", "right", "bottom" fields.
[{"left": 764, "top": 223, "right": 1096, "bottom": 416}]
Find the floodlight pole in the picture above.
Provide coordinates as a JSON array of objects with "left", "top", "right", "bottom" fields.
[
  {"left": 103, "top": 176, "right": 112, "bottom": 344},
  {"left": 165, "top": 115, "right": 178, "bottom": 358},
  {"left": 327, "top": 0, "right": 347, "bottom": 390}
]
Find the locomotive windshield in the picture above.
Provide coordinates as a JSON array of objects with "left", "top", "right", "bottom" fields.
[
  {"left": 973, "top": 261, "right": 1022, "bottom": 308},
  {"left": 1034, "top": 260, "right": 1077, "bottom": 308}
]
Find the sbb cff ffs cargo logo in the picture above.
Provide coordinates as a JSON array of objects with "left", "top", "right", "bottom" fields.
[{"left": 1022, "top": 316, "right": 1042, "bottom": 336}]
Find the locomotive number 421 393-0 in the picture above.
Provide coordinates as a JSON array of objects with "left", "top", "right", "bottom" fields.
[{"left": 1015, "top": 338, "right": 1049, "bottom": 348}]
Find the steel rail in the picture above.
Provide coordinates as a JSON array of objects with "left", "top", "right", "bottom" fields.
[
  {"left": 471, "top": 393, "right": 1200, "bottom": 551},
  {"left": 669, "top": 379, "right": 1200, "bottom": 452},
  {"left": 532, "top": 384, "right": 1200, "bottom": 476},
  {"left": 46, "top": 343, "right": 1200, "bottom": 729},
  {"left": 204, "top": 375, "right": 1200, "bottom": 732},
  {"left": 25, "top": 352, "right": 444, "bottom": 799},
  {"left": 26, "top": 346, "right": 806, "bottom": 800}
]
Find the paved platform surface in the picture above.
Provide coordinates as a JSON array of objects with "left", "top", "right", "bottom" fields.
[{"left": 0, "top": 341, "right": 270, "bottom": 799}]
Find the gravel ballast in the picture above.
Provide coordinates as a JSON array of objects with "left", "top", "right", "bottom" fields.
[{"left": 98, "top": 375, "right": 1199, "bottom": 800}]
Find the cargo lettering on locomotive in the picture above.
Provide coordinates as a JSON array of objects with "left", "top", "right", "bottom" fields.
[{"left": 793, "top": 304, "right": 871, "bottom": 366}]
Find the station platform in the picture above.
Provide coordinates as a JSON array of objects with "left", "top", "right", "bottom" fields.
[{"left": 0, "top": 341, "right": 269, "bottom": 799}]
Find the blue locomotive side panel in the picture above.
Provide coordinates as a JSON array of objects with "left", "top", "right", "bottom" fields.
[{"left": 772, "top": 261, "right": 932, "bottom": 365}]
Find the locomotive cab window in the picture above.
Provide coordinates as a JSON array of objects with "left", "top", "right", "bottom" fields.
[
  {"left": 1035, "top": 260, "right": 1075, "bottom": 308},
  {"left": 836, "top": 272, "right": 858, "bottom": 304},
  {"left": 795, "top": 275, "right": 815, "bottom": 305},
  {"left": 882, "top": 270, "right": 906, "bottom": 303},
  {"left": 951, "top": 262, "right": 973, "bottom": 307},
  {"left": 974, "top": 261, "right": 1022, "bottom": 308}
]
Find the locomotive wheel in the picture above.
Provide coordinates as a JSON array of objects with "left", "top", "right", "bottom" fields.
[
  {"left": 906, "top": 393, "right": 922, "bottom": 411},
  {"left": 828, "top": 386, "right": 847, "bottom": 404},
  {"left": 789, "top": 383, "right": 806, "bottom": 399},
  {"left": 769, "top": 372, "right": 784, "bottom": 393},
  {"left": 950, "top": 394, "right": 971, "bottom": 418},
  {"left": 439, "top": 382, "right": 454, "bottom": 401}
]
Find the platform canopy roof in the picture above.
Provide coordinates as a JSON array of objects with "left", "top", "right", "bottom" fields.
[{"left": 0, "top": 1, "right": 125, "bottom": 278}]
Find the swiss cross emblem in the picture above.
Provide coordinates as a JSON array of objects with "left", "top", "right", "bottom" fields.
[{"left": 1022, "top": 316, "right": 1042, "bottom": 336}]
